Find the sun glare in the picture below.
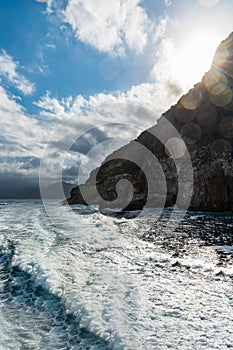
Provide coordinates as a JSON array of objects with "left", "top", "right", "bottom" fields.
[{"left": 172, "top": 32, "right": 221, "bottom": 90}]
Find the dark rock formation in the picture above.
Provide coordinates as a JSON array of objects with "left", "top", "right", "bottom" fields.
[{"left": 67, "top": 33, "right": 233, "bottom": 212}]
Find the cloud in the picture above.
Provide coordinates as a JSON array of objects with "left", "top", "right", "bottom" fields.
[
  {"left": 0, "top": 174, "right": 40, "bottom": 199},
  {"left": 0, "top": 12, "right": 183, "bottom": 196},
  {"left": 0, "top": 85, "right": 49, "bottom": 167},
  {"left": 35, "top": 77, "right": 179, "bottom": 123},
  {"left": 35, "top": 78, "right": 182, "bottom": 185},
  {"left": 164, "top": 0, "right": 172, "bottom": 6},
  {"left": 62, "top": 0, "right": 153, "bottom": 55},
  {"left": 0, "top": 51, "right": 35, "bottom": 95},
  {"left": 69, "top": 128, "right": 110, "bottom": 154},
  {"left": 0, "top": 73, "right": 182, "bottom": 196},
  {"left": 150, "top": 38, "right": 184, "bottom": 97}
]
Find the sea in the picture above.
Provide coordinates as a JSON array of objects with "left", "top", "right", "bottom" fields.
[{"left": 0, "top": 200, "right": 232, "bottom": 350}]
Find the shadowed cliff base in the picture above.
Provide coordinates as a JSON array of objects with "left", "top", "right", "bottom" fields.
[{"left": 66, "top": 33, "right": 233, "bottom": 213}]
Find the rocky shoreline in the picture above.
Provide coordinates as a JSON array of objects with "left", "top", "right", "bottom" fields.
[{"left": 66, "top": 33, "right": 233, "bottom": 212}]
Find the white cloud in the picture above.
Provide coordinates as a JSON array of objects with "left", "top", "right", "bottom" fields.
[
  {"left": 0, "top": 51, "right": 35, "bottom": 95},
  {"left": 35, "top": 91, "right": 67, "bottom": 117},
  {"left": 62, "top": 0, "right": 152, "bottom": 55},
  {"left": 0, "top": 56, "right": 182, "bottom": 186},
  {"left": 34, "top": 79, "right": 182, "bottom": 184},
  {"left": 0, "top": 85, "right": 47, "bottom": 163},
  {"left": 164, "top": 0, "right": 172, "bottom": 6},
  {"left": 35, "top": 80, "right": 179, "bottom": 124},
  {"left": 0, "top": 13, "right": 182, "bottom": 186},
  {"left": 150, "top": 38, "right": 184, "bottom": 97}
]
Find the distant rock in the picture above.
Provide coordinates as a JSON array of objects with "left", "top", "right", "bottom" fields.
[
  {"left": 45, "top": 181, "right": 77, "bottom": 200},
  {"left": 67, "top": 32, "right": 233, "bottom": 212}
]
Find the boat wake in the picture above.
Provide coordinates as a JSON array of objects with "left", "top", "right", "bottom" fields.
[{"left": 0, "top": 201, "right": 232, "bottom": 349}]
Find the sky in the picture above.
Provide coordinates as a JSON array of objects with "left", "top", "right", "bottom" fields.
[{"left": 0, "top": 0, "right": 233, "bottom": 198}]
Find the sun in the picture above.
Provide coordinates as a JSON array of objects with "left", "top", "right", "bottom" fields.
[{"left": 171, "top": 31, "right": 221, "bottom": 90}]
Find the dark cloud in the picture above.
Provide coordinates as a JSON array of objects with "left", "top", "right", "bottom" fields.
[
  {"left": 0, "top": 136, "right": 19, "bottom": 148},
  {"left": 49, "top": 151, "right": 61, "bottom": 159},
  {"left": 50, "top": 127, "right": 110, "bottom": 155},
  {"left": 70, "top": 137, "right": 93, "bottom": 154},
  {"left": 62, "top": 165, "right": 80, "bottom": 179},
  {"left": 166, "top": 81, "right": 183, "bottom": 98},
  {"left": 18, "top": 157, "right": 40, "bottom": 170},
  {"left": 0, "top": 156, "right": 40, "bottom": 171},
  {"left": 70, "top": 128, "right": 110, "bottom": 154},
  {"left": 0, "top": 173, "right": 77, "bottom": 199},
  {"left": 0, "top": 175, "right": 40, "bottom": 199}
]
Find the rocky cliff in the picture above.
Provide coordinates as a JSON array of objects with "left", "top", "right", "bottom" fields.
[{"left": 67, "top": 33, "right": 233, "bottom": 212}]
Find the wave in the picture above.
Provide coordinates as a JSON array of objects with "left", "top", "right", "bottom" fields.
[
  {"left": 0, "top": 244, "right": 112, "bottom": 350},
  {"left": 0, "top": 202, "right": 232, "bottom": 349}
]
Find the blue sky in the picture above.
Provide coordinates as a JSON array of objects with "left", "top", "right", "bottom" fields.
[{"left": 0, "top": 0, "right": 233, "bottom": 198}]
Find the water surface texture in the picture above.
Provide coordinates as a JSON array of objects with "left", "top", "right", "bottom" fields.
[{"left": 0, "top": 201, "right": 232, "bottom": 349}]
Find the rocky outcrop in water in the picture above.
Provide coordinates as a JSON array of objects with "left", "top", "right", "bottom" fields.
[{"left": 67, "top": 33, "right": 233, "bottom": 212}]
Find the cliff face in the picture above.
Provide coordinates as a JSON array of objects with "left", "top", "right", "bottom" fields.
[{"left": 67, "top": 33, "right": 233, "bottom": 212}]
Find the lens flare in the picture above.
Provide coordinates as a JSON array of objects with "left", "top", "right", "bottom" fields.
[
  {"left": 197, "top": 108, "right": 217, "bottom": 126},
  {"left": 180, "top": 89, "right": 202, "bottom": 110},
  {"left": 210, "top": 139, "right": 232, "bottom": 157},
  {"left": 218, "top": 116, "right": 233, "bottom": 138},
  {"left": 171, "top": 33, "right": 220, "bottom": 90},
  {"left": 210, "top": 83, "right": 232, "bottom": 107},
  {"left": 181, "top": 122, "right": 202, "bottom": 145}
]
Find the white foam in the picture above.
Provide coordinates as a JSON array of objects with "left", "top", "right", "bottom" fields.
[{"left": 0, "top": 201, "right": 232, "bottom": 349}]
